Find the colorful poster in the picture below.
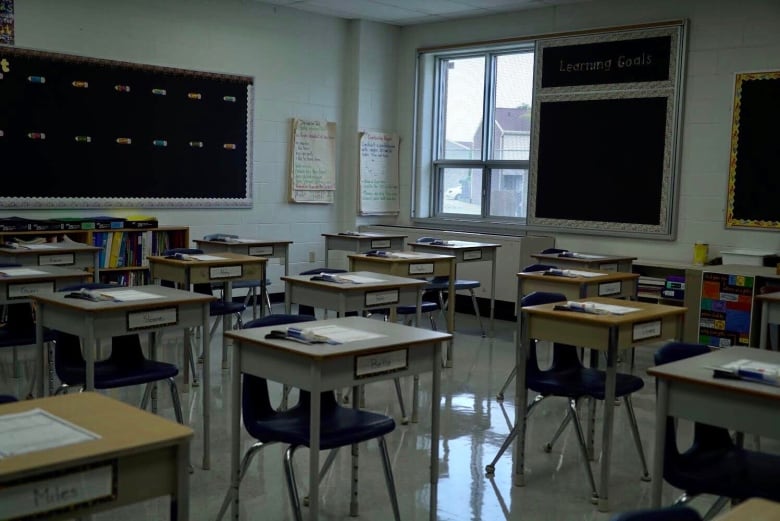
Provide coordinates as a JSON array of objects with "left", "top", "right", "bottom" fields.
[
  {"left": 0, "top": 0, "right": 13, "bottom": 45},
  {"left": 698, "top": 271, "right": 755, "bottom": 347}
]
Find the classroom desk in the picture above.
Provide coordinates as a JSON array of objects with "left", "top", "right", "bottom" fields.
[
  {"left": 0, "top": 265, "right": 92, "bottom": 305},
  {"left": 224, "top": 316, "right": 451, "bottom": 521},
  {"left": 714, "top": 498, "right": 780, "bottom": 520},
  {"left": 193, "top": 238, "right": 292, "bottom": 319},
  {"left": 322, "top": 232, "right": 407, "bottom": 266},
  {"left": 348, "top": 252, "right": 457, "bottom": 366},
  {"left": 0, "top": 392, "right": 192, "bottom": 521},
  {"left": 32, "top": 285, "right": 215, "bottom": 469},
  {"left": 530, "top": 252, "right": 637, "bottom": 272},
  {"left": 648, "top": 347, "right": 780, "bottom": 508},
  {"left": 516, "top": 297, "right": 685, "bottom": 512},
  {"left": 148, "top": 252, "right": 267, "bottom": 370},
  {"left": 757, "top": 291, "right": 780, "bottom": 350},
  {"left": 282, "top": 271, "right": 426, "bottom": 322},
  {"left": 409, "top": 240, "right": 500, "bottom": 335},
  {"left": 0, "top": 243, "right": 101, "bottom": 281},
  {"left": 517, "top": 269, "right": 639, "bottom": 301}
]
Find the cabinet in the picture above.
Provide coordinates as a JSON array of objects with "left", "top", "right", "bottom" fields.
[{"left": 0, "top": 225, "right": 189, "bottom": 286}]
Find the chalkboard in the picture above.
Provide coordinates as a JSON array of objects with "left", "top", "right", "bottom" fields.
[
  {"left": 527, "top": 24, "right": 684, "bottom": 237},
  {"left": 358, "top": 132, "right": 400, "bottom": 215},
  {"left": 726, "top": 71, "right": 780, "bottom": 228},
  {"left": 289, "top": 119, "right": 336, "bottom": 204},
  {"left": 0, "top": 46, "right": 253, "bottom": 208}
]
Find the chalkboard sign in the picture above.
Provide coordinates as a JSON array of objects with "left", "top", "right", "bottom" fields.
[
  {"left": 0, "top": 46, "right": 253, "bottom": 208},
  {"left": 528, "top": 24, "right": 684, "bottom": 237},
  {"left": 726, "top": 71, "right": 780, "bottom": 228}
]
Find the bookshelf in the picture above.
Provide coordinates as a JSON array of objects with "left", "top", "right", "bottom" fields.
[{"left": 0, "top": 225, "right": 189, "bottom": 286}]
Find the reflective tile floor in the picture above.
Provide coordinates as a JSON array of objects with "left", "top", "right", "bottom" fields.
[{"left": 1, "top": 307, "right": 775, "bottom": 520}]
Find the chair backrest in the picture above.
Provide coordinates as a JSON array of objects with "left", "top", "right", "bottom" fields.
[
  {"left": 610, "top": 505, "right": 702, "bottom": 521},
  {"left": 541, "top": 248, "right": 568, "bottom": 254},
  {"left": 522, "top": 263, "right": 558, "bottom": 272},
  {"left": 416, "top": 237, "right": 437, "bottom": 243},
  {"left": 241, "top": 314, "right": 319, "bottom": 421},
  {"left": 520, "top": 291, "right": 582, "bottom": 374}
]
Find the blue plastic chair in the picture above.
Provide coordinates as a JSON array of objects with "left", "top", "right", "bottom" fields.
[
  {"left": 654, "top": 342, "right": 780, "bottom": 518},
  {"left": 215, "top": 314, "right": 401, "bottom": 521},
  {"left": 610, "top": 505, "right": 702, "bottom": 521},
  {"left": 52, "top": 283, "right": 184, "bottom": 425},
  {"left": 541, "top": 247, "right": 569, "bottom": 254},
  {"left": 0, "top": 394, "right": 18, "bottom": 404},
  {"left": 486, "top": 291, "right": 651, "bottom": 502},
  {"left": 425, "top": 275, "right": 485, "bottom": 336}
]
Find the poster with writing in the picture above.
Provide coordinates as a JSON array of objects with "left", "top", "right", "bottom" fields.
[
  {"left": 289, "top": 119, "right": 336, "bottom": 204},
  {"left": 359, "top": 132, "right": 400, "bottom": 215},
  {"left": 698, "top": 271, "right": 755, "bottom": 347}
]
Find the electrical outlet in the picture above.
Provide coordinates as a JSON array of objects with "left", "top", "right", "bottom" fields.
[{"left": 308, "top": 251, "right": 316, "bottom": 263}]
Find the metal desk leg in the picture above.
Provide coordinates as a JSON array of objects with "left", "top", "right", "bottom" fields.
[
  {"left": 651, "top": 380, "right": 669, "bottom": 507},
  {"left": 597, "top": 327, "right": 619, "bottom": 512},
  {"left": 430, "top": 342, "right": 442, "bottom": 521},
  {"left": 202, "top": 304, "right": 211, "bottom": 470},
  {"left": 512, "top": 311, "right": 530, "bottom": 487}
]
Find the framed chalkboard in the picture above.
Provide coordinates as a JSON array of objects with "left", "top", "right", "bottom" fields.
[
  {"left": 527, "top": 23, "right": 685, "bottom": 237},
  {"left": 0, "top": 45, "right": 253, "bottom": 208},
  {"left": 726, "top": 71, "right": 780, "bottom": 228}
]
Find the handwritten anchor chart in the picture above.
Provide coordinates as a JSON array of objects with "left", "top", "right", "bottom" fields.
[
  {"left": 359, "top": 132, "right": 399, "bottom": 215},
  {"left": 289, "top": 119, "right": 337, "bottom": 203}
]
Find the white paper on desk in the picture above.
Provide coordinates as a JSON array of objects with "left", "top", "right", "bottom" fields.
[
  {"left": 340, "top": 275, "right": 386, "bottom": 284},
  {"left": 0, "top": 409, "right": 100, "bottom": 458},
  {"left": 0, "top": 267, "right": 47, "bottom": 276},
  {"left": 189, "top": 254, "right": 226, "bottom": 260},
  {"left": 570, "top": 253, "right": 605, "bottom": 259},
  {"left": 566, "top": 270, "right": 608, "bottom": 278},
  {"left": 591, "top": 303, "right": 641, "bottom": 315},
  {"left": 308, "top": 325, "right": 385, "bottom": 343},
  {"left": 99, "top": 289, "right": 164, "bottom": 301},
  {"left": 388, "top": 252, "right": 423, "bottom": 258},
  {"left": 233, "top": 238, "right": 257, "bottom": 243}
]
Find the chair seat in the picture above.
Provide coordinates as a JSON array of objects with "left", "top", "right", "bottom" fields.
[
  {"left": 210, "top": 301, "right": 246, "bottom": 316},
  {"left": 397, "top": 301, "right": 439, "bottom": 315},
  {"left": 213, "top": 279, "right": 269, "bottom": 290},
  {"left": 58, "top": 358, "right": 180, "bottom": 389},
  {"left": 0, "top": 328, "right": 57, "bottom": 347},
  {"left": 245, "top": 400, "right": 396, "bottom": 450},
  {"left": 426, "top": 277, "right": 480, "bottom": 291},
  {"left": 581, "top": 369, "right": 645, "bottom": 399}
]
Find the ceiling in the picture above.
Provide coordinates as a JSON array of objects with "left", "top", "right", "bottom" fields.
[{"left": 258, "top": 0, "right": 593, "bottom": 26}]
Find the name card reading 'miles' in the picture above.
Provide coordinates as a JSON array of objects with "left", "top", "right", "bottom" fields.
[
  {"left": 1, "top": 463, "right": 116, "bottom": 521},
  {"left": 38, "top": 253, "right": 76, "bottom": 266},
  {"left": 598, "top": 281, "right": 622, "bottom": 296},
  {"left": 248, "top": 246, "right": 273, "bottom": 256},
  {"left": 355, "top": 349, "right": 408, "bottom": 378},
  {"left": 365, "top": 289, "right": 400, "bottom": 307},
  {"left": 127, "top": 307, "right": 178, "bottom": 331},
  {"left": 370, "top": 239, "right": 391, "bottom": 249},
  {"left": 408, "top": 263, "right": 434, "bottom": 275},
  {"left": 8, "top": 281, "right": 55, "bottom": 299},
  {"left": 209, "top": 265, "right": 243, "bottom": 279}
]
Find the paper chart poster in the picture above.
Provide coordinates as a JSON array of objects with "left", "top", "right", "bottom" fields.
[
  {"left": 0, "top": 0, "right": 13, "bottom": 45},
  {"left": 698, "top": 271, "right": 754, "bottom": 347},
  {"left": 289, "top": 119, "right": 336, "bottom": 204},
  {"left": 359, "top": 132, "right": 400, "bottom": 215}
]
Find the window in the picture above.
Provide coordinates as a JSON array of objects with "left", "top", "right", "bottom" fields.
[{"left": 427, "top": 48, "right": 534, "bottom": 221}]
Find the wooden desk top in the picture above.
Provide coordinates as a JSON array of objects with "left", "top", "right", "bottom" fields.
[
  {"left": 715, "top": 498, "right": 780, "bottom": 520},
  {"left": 647, "top": 346, "right": 780, "bottom": 401},
  {"left": 193, "top": 238, "right": 293, "bottom": 247},
  {"left": 517, "top": 270, "right": 639, "bottom": 284},
  {"left": 523, "top": 296, "right": 685, "bottom": 325},
  {"left": 322, "top": 232, "right": 407, "bottom": 239},
  {"left": 531, "top": 252, "right": 638, "bottom": 263},
  {"left": 32, "top": 284, "right": 215, "bottom": 313},
  {"left": 147, "top": 251, "right": 267, "bottom": 267},
  {"left": 225, "top": 316, "right": 451, "bottom": 361},
  {"left": 0, "top": 265, "right": 91, "bottom": 281},
  {"left": 0, "top": 243, "right": 101, "bottom": 254},
  {"left": 0, "top": 393, "right": 192, "bottom": 478},
  {"left": 282, "top": 271, "right": 427, "bottom": 292},
  {"left": 348, "top": 252, "right": 454, "bottom": 264},
  {"left": 409, "top": 240, "right": 501, "bottom": 250}
]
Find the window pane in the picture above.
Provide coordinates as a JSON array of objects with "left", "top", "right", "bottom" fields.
[
  {"left": 490, "top": 53, "right": 534, "bottom": 161},
  {"left": 441, "top": 167, "right": 482, "bottom": 215},
  {"left": 489, "top": 168, "right": 527, "bottom": 218},
  {"left": 440, "top": 57, "right": 485, "bottom": 160}
]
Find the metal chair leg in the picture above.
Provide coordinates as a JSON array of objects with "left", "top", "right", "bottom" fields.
[
  {"left": 284, "top": 445, "right": 305, "bottom": 521},
  {"left": 567, "top": 398, "right": 599, "bottom": 503},
  {"left": 378, "top": 436, "right": 402, "bottom": 521},
  {"left": 496, "top": 366, "right": 516, "bottom": 401},
  {"left": 215, "top": 441, "right": 270, "bottom": 521},
  {"left": 468, "top": 289, "right": 485, "bottom": 337},
  {"left": 623, "top": 395, "right": 651, "bottom": 481},
  {"left": 485, "top": 394, "right": 546, "bottom": 474},
  {"left": 393, "top": 378, "right": 409, "bottom": 425},
  {"left": 543, "top": 410, "right": 573, "bottom": 453}
]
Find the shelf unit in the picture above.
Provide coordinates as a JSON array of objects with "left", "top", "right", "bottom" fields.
[{"left": 0, "top": 225, "right": 189, "bottom": 286}]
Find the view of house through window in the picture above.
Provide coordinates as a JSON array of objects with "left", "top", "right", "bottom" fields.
[{"left": 433, "top": 49, "right": 534, "bottom": 220}]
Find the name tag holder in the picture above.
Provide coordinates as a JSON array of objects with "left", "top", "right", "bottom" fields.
[
  {"left": 408, "top": 263, "right": 434, "bottom": 275},
  {"left": 127, "top": 307, "right": 178, "bottom": 331},
  {"left": 598, "top": 281, "right": 622, "bottom": 296},
  {"left": 633, "top": 320, "right": 662, "bottom": 341},
  {"left": 38, "top": 253, "right": 76, "bottom": 266},
  {"left": 365, "top": 289, "right": 400, "bottom": 307},
  {"left": 463, "top": 249, "right": 482, "bottom": 261},
  {"left": 355, "top": 349, "right": 408, "bottom": 378},
  {"left": 370, "top": 239, "right": 391, "bottom": 249},
  {"left": 8, "top": 281, "right": 55, "bottom": 300},
  {"left": 209, "top": 265, "right": 243, "bottom": 279},
  {"left": 249, "top": 246, "right": 273, "bottom": 256}
]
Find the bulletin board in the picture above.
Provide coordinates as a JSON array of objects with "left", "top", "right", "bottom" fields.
[
  {"left": 0, "top": 45, "right": 253, "bottom": 208},
  {"left": 527, "top": 22, "right": 685, "bottom": 237},
  {"left": 358, "top": 132, "right": 400, "bottom": 215},
  {"left": 289, "top": 119, "right": 336, "bottom": 204},
  {"left": 726, "top": 71, "right": 780, "bottom": 228},
  {"left": 698, "top": 271, "right": 755, "bottom": 347}
]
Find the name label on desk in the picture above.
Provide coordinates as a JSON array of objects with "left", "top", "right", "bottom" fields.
[
  {"left": 599, "top": 262, "right": 618, "bottom": 272},
  {"left": 370, "top": 239, "right": 391, "bottom": 249},
  {"left": 127, "top": 307, "right": 178, "bottom": 330},
  {"left": 463, "top": 249, "right": 482, "bottom": 261},
  {"left": 0, "top": 462, "right": 116, "bottom": 520},
  {"left": 209, "top": 265, "right": 243, "bottom": 279},
  {"left": 598, "top": 281, "right": 622, "bottom": 296},
  {"left": 8, "top": 282, "right": 54, "bottom": 299},
  {"left": 38, "top": 253, "right": 75, "bottom": 266},
  {"left": 633, "top": 320, "right": 661, "bottom": 341},
  {"left": 249, "top": 246, "right": 273, "bottom": 256},
  {"left": 365, "top": 289, "right": 400, "bottom": 307},
  {"left": 355, "top": 349, "right": 408, "bottom": 378},
  {"left": 408, "top": 263, "right": 434, "bottom": 275}
]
